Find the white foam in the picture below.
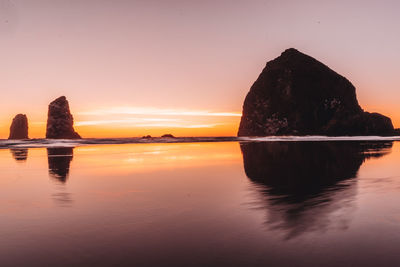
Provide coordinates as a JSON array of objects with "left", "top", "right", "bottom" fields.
[
  {"left": 238, "top": 136, "right": 400, "bottom": 142},
  {"left": 0, "top": 135, "right": 399, "bottom": 149}
]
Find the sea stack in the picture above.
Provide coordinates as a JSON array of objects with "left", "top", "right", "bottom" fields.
[
  {"left": 46, "top": 96, "right": 81, "bottom": 139},
  {"left": 238, "top": 48, "right": 395, "bottom": 136},
  {"left": 8, "top": 114, "right": 29, "bottom": 139},
  {"left": 161, "top": 134, "right": 175, "bottom": 138}
]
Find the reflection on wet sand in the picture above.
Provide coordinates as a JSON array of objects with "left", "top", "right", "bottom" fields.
[
  {"left": 51, "top": 191, "right": 73, "bottom": 207},
  {"left": 47, "top": 147, "right": 74, "bottom": 183},
  {"left": 240, "top": 141, "right": 393, "bottom": 239},
  {"left": 10, "top": 148, "right": 28, "bottom": 161}
]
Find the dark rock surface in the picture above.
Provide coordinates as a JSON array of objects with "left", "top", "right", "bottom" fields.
[
  {"left": 8, "top": 114, "right": 29, "bottom": 139},
  {"left": 161, "top": 134, "right": 175, "bottom": 138},
  {"left": 46, "top": 96, "right": 81, "bottom": 139},
  {"left": 238, "top": 48, "right": 395, "bottom": 136}
]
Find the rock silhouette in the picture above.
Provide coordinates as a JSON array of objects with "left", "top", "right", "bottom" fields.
[
  {"left": 161, "top": 134, "right": 175, "bottom": 138},
  {"left": 8, "top": 114, "right": 28, "bottom": 139},
  {"left": 238, "top": 48, "right": 395, "bottom": 136},
  {"left": 47, "top": 147, "right": 74, "bottom": 183},
  {"left": 46, "top": 96, "right": 81, "bottom": 139},
  {"left": 240, "top": 141, "right": 392, "bottom": 239}
]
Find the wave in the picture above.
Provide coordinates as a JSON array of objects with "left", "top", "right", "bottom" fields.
[
  {"left": 238, "top": 135, "right": 400, "bottom": 142},
  {"left": 0, "top": 136, "right": 399, "bottom": 149}
]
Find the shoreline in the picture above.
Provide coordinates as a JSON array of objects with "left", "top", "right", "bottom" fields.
[{"left": 1, "top": 135, "right": 400, "bottom": 149}]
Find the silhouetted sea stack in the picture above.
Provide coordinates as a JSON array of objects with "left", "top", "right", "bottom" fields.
[
  {"left": 46, "top": 96, "right": 81, "bottom": 139},
  {"left": 238, "top": 48, "right": 395, "bottom": 136},
  {"left": 161, "top": 134, "right": 175, "bottom": 138},
  {"left": 8, "top": 114, "right": 29, "bottom": 139}
]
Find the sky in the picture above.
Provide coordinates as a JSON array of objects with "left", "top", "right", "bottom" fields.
[{"left": 1, "top": 0, "right": 400, "bottom": 138}]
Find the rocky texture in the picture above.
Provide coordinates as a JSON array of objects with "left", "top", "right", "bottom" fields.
[
  {"left": 238, "top": 48, "right": 395, "bottom": 136},
  {"left": 46, "top": 96, "right": 81, "bottom": 139},
  {"left": 8, "top": 114, "right": 29, "bottom": 139}
]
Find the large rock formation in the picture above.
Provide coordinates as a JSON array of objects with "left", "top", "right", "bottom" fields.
[
  {"left": 238, "top": 48, "right": 395, "bottom": 136},
  {"left": 46, "top": 96, "right": 81, "bottom": 139},
  {"left": 8, "top": 114, "right": 29, "bottom": 139}
]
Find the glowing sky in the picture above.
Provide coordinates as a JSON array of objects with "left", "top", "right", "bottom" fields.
[{"left": 1, "top": 0, "right": 400, "bottom": 138}]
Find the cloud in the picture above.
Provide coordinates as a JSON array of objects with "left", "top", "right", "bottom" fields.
[
  {"left": 75, "top": 118, "right": 180, "bottom": 126},
  {"left": 78, "top": 107, "right": 241, "bottom": 117},
  {"left": 137, "top": 123, "right": 222, "bottom": 128},
  {"left": 22, "top": 110, "right": 237, "bottom": 129},
  {"left": 76, "top": 119, "right": 222, "bottom": 128}
]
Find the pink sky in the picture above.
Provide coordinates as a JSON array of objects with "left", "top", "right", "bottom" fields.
[{"left": 1, "top": 0, "right": 400, "bottom": 137}]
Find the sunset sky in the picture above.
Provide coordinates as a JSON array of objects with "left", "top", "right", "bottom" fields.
[{"left": 1, "top": 0, "right": 400, "bottom": 138}]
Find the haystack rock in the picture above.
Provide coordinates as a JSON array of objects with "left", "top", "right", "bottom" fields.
[
  {"left": 238, "top": 48, "right": 395, "bottom": 136},
  {"left": 46, "top": 96, "right": 81, "bottom": 139},
  {"left": 8, "top": 114, "right": 29, "bottom": 139}
]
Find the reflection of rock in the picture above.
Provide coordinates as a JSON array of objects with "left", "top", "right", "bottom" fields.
[
  {"left": 46, "top": 96, "right": 81, "bottom": 139},
  {"left": 47, "top": 147, "right": 74, "bottom": 183},
  {"left": 10, "top": 148, "right": 28, "bottom": 161},
  {"left": 52, "top": 191, "right": 73, "bottom": 207},
  {"left": 8, "top": 114, "right": 29, "bottom": 139},
  {"left": 240, "top": 141, "right": 392, "bottom": 239},
  {"left": 238, "top": 48, "right": 395, "bottom": 136}
]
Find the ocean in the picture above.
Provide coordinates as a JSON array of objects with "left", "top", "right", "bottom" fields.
[{"left": 1, "top": 137, "right": 400, "bottom": 266}]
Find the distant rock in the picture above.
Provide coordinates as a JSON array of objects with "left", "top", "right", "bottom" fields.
[
  {"left": 238, "top": 48, "right": 395, "bottom": 136},
  {"left": 46, "top": 96, "right": 81, "bottom": 139},
  {"left": 161, "top": 134, "right": 175, "bottom": 138},
  {"left": 8, "top": 114, "right": 28, "bottom": 139},
  {"left": 142, "top": 135, "right": 152, "bottom": 139}
]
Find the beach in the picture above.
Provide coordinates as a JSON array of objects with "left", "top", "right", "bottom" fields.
[{"left": 1, "top": 140, "right": 400, "bottom": 266}]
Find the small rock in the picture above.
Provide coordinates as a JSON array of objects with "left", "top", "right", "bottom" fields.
[
  {"left": 161, "top": 134, "right": 175, "bottom": 138},
  {"left": 8, "top": 114, "right": 29, "bottom": 139},
  {"left": 46, "top": 96, "right": 81, "bottom": 139}
]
